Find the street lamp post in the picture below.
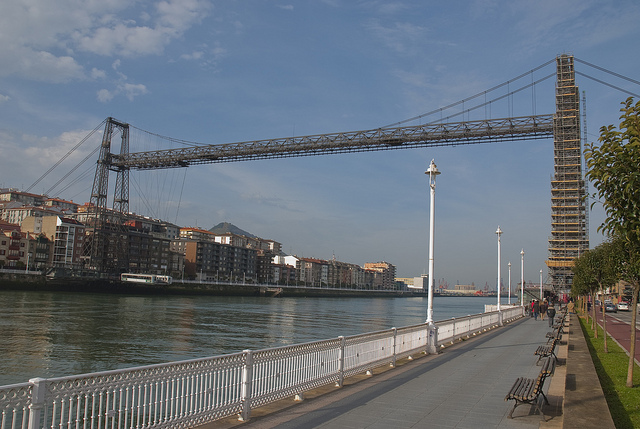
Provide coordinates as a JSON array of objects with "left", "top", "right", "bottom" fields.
[
  {"left": 425, "top": 160, "right": 440, "bottom": 355},
  {"left": 496, "top": 226, "right": 502, "bottom": 313},
  {"left": 540, "top": 269, "right": 543, "bottom": 301},
  {"left": 520, "top": 249, "right": 525, "bottom": 307},
  {"left": 425, "top": 159, "right": 440, "bottom": 325},
  {"left": 508, "top": 261, "right": 512, "bottom": 305}
]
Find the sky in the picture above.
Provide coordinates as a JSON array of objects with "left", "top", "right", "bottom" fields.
[{"left": 1, "top": 0, "right": 640, "bottom": 288}]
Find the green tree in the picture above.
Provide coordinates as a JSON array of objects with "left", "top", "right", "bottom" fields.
[
  {"left": 585, "top": 97, "right": 640, "bottom": 387},
  {"left": 572, "top": 241, "right": 619, "bottom": 348}
]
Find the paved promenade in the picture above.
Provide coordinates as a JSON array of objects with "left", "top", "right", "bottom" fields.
[
  {"left": 199, "top": 308, "right": 640, "bottom": 429},
  {"left": 204, "top": 315, "right": 573, "bottom": 429}
]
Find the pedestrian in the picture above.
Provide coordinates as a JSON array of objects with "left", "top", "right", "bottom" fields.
[
  {"left": 568, "top": 299, "right": 575, "bottom": 314},
  {"left": 533, "top": 300, "right": 540, "bottom": 321},
  {"left": 530, "top": 300, "right": 535, "bottom": 318},
  {"left": 547, "top": 304, "right": 556, "bottom": 327},
  {"left": 540, "top": 300, "right": 547, "bottom": 321}
]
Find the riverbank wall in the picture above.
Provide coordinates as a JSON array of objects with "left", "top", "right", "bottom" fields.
[{"left": 0, "top": 272, "right": 425, "bottom": 298}]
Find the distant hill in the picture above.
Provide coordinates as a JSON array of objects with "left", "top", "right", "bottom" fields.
[{"left": 208, "top": 222, "right": 257, "bottom": 238}]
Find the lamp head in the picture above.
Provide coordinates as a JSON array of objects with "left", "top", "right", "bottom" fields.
[{"left": 425, "top": 159, "right": 441, "bottom": 177}]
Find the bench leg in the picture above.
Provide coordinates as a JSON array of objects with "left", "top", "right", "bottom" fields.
[
  {"left": 535, "top": 396, "right": 548, "bottom": 421},
  {"left": 507, "top": 400, "right": 520, "bottom": 419}
]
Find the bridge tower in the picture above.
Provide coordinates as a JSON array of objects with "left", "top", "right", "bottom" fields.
[
  {"left": 547, "top": 54, "right": 589, "bottom": 292},
  {"left": 85, "top": 117, "right": 130, "bottom": 273}
]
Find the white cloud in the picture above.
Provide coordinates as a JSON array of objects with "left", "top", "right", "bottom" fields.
[
  {"left": 0, "top": 0, "right": 212, "bottom": 82},
  {"left": 181, "top": 51, "right": 204, "bottom": 60},
  {"left": 0, "top": 94, "right": 10, "bottom": 103},
  {"left": 122, "top": 83, "right": 148, "bottom": 101},
  {"left": 277, "top": 5, "right": 294, "bottom": 11},
  {"left": 91, "top": 68, "right": 107, "bottom": 79},
  {"left": 97, "top": 89, "right": 114, "bottom": 102},
  {"left": 97, "top": 82, "right": 147, "bottom": 102}
]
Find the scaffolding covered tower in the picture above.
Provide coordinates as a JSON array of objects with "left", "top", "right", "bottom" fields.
[{"left": 546, "top": 54, "right": 589, "bottom": 290}]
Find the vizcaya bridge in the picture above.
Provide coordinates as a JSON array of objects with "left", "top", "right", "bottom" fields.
[{"left": 86, "top": 54, "right": 586, "bottom": 292}]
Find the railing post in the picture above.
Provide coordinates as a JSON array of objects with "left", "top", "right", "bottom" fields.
[
  {"left": 452, "top": 317, "right": 456, "bottom": 342},
  {"left": 336, "top": 336, "right": 345, "bottom": 387},
  {"left": 28, "top": 378, "right": 46, "bottom": 429},
  {"left": 238, "top": 350, "right": 253, "bottom": 422},
  {"left": 391, "top": 328, "right": 397, "bottom": 368},
  {"left": 426, "top": 323, "right": 439, "bottom": 354}
]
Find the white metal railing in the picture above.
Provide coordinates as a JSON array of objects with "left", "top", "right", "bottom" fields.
[{"left": 0, "top": 306, "right": 523, "bottom": 428}]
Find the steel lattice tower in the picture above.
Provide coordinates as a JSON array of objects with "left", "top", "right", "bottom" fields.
[
  {"left": 546, "top": 54, "right": 589, "bottom": 291},
  {"left": 85, "top": 117, "right": 130, "bottom": 273}
]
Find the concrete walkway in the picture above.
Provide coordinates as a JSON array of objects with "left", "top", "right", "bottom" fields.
[{"left": 204, "top": 316, "right": 568, "bottom": 429}]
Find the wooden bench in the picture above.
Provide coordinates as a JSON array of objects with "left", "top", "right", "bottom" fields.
[
  {"left": 546, "top": 324, "right": 563, "bottom": 343},
  {"left": 535, "top": 338, "right": 559, "bottom": 364},
  {"left": 505, "top": 356, "right": 555, "bottom": 419}
]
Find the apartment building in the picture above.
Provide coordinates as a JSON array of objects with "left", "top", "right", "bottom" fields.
[
  {"left": 173, "top": 228, "right": 257, "bottom": 282},
  {"left": 0, "top": 225, "right": 27, "bottom": 269},
  {"left": 0, "top": 189, "right": 45, "bottom": 205},
  {"left": 364, "top": 261, "right": 397, "bottom": 290},
  {"left": 21, "top": 215, "right": 85, "bottom": 269}
]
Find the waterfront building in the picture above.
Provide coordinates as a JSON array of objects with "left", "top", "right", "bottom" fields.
[
  {"left": 1, "top": 205, "right": 62, "bottom": 225},
  {"left": 0, "top": 225, "right": 27, "bottom": 269},
  {"left": 410, "top": 275, "right": 428, "bottom": 290},
  {"left": 327, "top": 259, "right": 363, "bottom": 288},
  {"left": 207, "top": 223, "right": 282, "bottom": 255},
  {"left": 43, "top": 198, "right": 79, "bottom": 213},
  {"left": 364, "top": 261, "right": 397, "bottom": 290},
  {"left": 126, "top": 221, "right": 175, "bottom": 274},
  {"left": 0, "top": 189, "right": 45, "bottom": 206},
  {"left": 256, "top": 249, "right": 275, "bottom": 284},
  {"left": 298, "top": 257, "right": 329, "bottom": 287},
  {"left": 28, "top": 233, "right": 52, "bottom": 271},
  {"left": 21, "top": 215, "right": 85, "bottom": 270},
  {"left": 273, "top": 262, "right": 297, "bottom": 285},
  {"left": 173, "top": 228, "right": 257, "bottom": 282}
]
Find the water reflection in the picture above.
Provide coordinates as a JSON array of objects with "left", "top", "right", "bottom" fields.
[{"left": 0, "top": 291, "right": 498, "bottom": 386}]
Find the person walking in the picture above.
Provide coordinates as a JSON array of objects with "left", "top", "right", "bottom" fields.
[
  {"left": 547, "top": 304, "right": 556, "bottom": 327},
  {"left": 533, "top": 300, "right": 540, "bottom": 321},
  {"left": 540, "top": 300, "right": 547, "bottom": 321}
]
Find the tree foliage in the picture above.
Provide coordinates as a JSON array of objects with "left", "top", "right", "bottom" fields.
[
  {"left": 584, "top": 97, "right": 640, "bottom": 387},
  {"left": 572, "top": 240, "right": 620, "bottom": 344}
]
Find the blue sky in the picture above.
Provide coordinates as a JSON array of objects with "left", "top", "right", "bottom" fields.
[{"left": 1, "top": 0, "right": 639, "bottom": 288}]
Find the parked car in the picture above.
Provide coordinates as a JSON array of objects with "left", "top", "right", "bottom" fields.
[
  {"left": 617, "top": 301, "right": 630, "bottom": 311},
  {"left": 604, "top": 302, "right": 617, "bottom": 312}
]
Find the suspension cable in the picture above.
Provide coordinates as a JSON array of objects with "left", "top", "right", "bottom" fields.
[
  {"left": 383, "top": 58, "right": 556, "bottom": 128},
  {"left": 574, "top": 58, "right": 640, "bottom": 87},
  {"left": 575, "top": 71, "right": 640, "bottom": 99},
  {"left": 26, "top": 119, "right": 106, "bottom": 193},
  {"left": 425, "top": 73, "right": 555, "bottom": 124},
  {"left": 129, "top": 125, "right": 205, "bottom": 147},
  {"left": 45, "top": 145, "right": 101, "bottom": 196}
]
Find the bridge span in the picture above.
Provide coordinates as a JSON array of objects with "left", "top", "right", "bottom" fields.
[{"left": 85, "top": 55, "right": 586, "bottom": 291}]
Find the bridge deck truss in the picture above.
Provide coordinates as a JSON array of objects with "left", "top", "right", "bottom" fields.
[{"left": 112, "top": 115, "right": 554, "bottom": 170}]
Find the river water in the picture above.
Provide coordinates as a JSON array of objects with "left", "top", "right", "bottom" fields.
[{"left": 0, "top": 290, "right": 507, "bottom": 386}]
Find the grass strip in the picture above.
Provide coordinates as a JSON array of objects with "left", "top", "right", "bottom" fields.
[{"left": 578, "top": 316, "right": 640, "bottom": 428}]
